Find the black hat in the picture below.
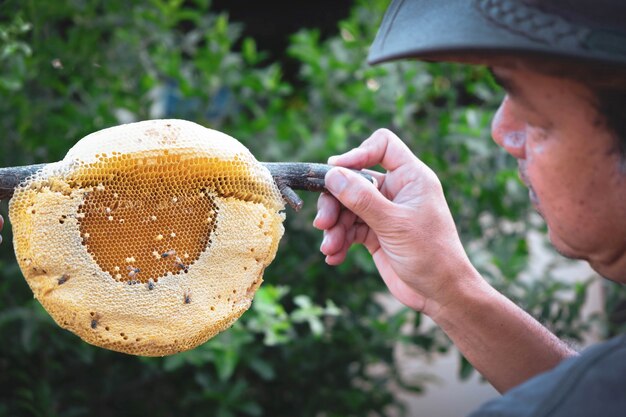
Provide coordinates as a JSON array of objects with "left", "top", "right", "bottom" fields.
[{"left": 368, "top": 0, "right": 626, "bottom": 68}]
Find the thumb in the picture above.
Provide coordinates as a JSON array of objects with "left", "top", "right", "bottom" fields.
[{"left": 325, "top": 167, "right": 392, "bottom": 230}]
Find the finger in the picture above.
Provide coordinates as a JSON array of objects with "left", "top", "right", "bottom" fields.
[
  {"left": 320, "top": 228, "right": 340, "bottom": 257},
  {"left": 325, "top": 238, "right": 351, "bottom": 265},
  {"left": 324, "top": 216, "right": 356, "bottom": 265},
  {"left": 325, "top": 222, "right": 376, "bottom": 265},
  {"left": 313, "top": 193, "right": 341, "bottom": 230},
  {"left": 328, "top": 129, "right": 416, "bottom": 172},
  {"left": 320, "top": 209, "right": 356, "bottom": 256},
  {"left": 325, "top": 167, "right": 394, "bottom": 231},
  {"left": 353, "top": 222, "right": 380, "bottom": 255},
  {"left": 0, "top": 214, "right": 3, "bottom": 245},
  {"left": 362, "top": 169, "right": 385, "bottom": 190}
]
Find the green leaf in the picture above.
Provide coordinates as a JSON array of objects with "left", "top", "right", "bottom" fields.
[
  {"left": 214, "top": 348, "right": 239, "bottom": 382},
  {"left": 459, "top": 355, "right": 474, "bottom": 380},
  {"left": 248, "top": 357, "right": 275, "bottom": 381}
]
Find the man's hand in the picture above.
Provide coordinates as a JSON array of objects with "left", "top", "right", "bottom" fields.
[
  {"left": 314, "top": 129, "right": 479, "bottom": 316},
  {"left": 315, "top": 129, "right": 577, "bottom": 392}
]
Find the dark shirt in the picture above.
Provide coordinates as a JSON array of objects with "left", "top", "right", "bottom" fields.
[{"left": 469, "top": 334, "right": 626, "bottom": 417}]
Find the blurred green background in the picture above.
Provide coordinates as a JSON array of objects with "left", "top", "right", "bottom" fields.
[{"left": 1, "top": 1, "right": 624, "bottom": 416}]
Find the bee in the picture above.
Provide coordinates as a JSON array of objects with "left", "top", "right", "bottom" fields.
[
  {"left": 161, "top": 249, "right": 176, "bottom": 258},
  {"left": 58, "top": 274, "right": 69, "bottom": 285},
  {"left": 127, "top": 266, "right": 141, "bottom": 279},
  {"left": 183, "top": 290, "right": 192, "bottom": 304},
  {"left": 174, "top": 257, "right": 188, "bottom": 273},
  {"left": 90, "top": 313, "right": 101, "bottom": 329},
  {"left": 147, "top": 278, "right": 155, "bottom": 290}
]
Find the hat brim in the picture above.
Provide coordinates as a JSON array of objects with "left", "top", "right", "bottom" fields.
[{"left": 367, "top": 0, "right": 626, "bottom": 68}]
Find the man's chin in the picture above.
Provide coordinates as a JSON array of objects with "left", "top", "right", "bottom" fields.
[
  {"left": 546, "top": 229, "right": 586, "bottom": 261},
  {"left": 587, "top": 260, "right": 626, "bottom": 283},
  {"left": 548, "top": 230, "right": 626, "bottom": 283},
  {"left": 587, "top": 259, "right": 626, "bottom": 284},
  {"left": 550, "top": 241, "right": 582, "bottom": 261}
]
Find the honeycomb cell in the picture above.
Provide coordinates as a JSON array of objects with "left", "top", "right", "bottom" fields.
[{"left": 9, "top": 119, "right": 285, "bottom": 356}]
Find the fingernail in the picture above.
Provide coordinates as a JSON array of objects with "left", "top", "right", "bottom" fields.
[
  {"left": 328, "top": 155, "right": 338, "bottom": 165},
  {"left": 320, "top": 235, "right": 328, "bottom": 252},
  {"left": 313, "top": 211, "right": 321, "bottom": 228},
  {"left": 325, "top": 169, "right": 348, "bottom": 194}
]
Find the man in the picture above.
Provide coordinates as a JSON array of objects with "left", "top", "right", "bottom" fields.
[{"left": 314, "top": 0, "right": 626, "bottom": 415}]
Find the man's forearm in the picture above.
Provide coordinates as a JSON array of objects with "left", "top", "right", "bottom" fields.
[{"left": 430, "top": 268, "right": 577, "bottom": 393}]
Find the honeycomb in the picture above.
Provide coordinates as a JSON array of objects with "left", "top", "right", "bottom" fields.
[{"left": 9, "top": 119, "right": 285, "bottom": 356}]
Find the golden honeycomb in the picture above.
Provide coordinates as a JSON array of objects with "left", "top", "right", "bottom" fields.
[{"left": 9, "top": 119, "right": 285, "bottom": 356}]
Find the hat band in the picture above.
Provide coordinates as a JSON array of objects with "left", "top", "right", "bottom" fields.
[
  {"left": 475, "top": 0, "right": 585, "bottom": 47},
  {"left": 475, "top": 0, "right": 626, "bottom": 58}
]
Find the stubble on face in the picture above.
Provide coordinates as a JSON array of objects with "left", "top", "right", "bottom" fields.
[{"left": 491, "top": 66, "right": 626, "bottom": 283}]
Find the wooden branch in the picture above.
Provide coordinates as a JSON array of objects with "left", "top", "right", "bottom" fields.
[
  {"left": 0, "top": 164, "right": 46, "bottom": 201},
  {"left": 263, "top": 163, "right": 375, "bottom": 211},
  {"left": 0, "top": 162, "right": 374, "bottom": 211}
]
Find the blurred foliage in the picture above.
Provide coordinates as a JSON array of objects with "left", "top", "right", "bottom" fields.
[{"left": 0, "top": 0, "right": 615, "bottom": 416}]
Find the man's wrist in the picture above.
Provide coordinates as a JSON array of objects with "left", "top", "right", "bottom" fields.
[{"left": 423, "top": 263, "right": 494, "bottom": 325}]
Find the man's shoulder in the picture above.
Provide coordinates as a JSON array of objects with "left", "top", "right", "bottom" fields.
[{"left": 468, "top": 334, "right": 626, "bottom": 417}]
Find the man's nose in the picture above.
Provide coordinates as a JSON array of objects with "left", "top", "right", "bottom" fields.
[{"left": 491, "top": 96, "right": 526, "bottom": 159}]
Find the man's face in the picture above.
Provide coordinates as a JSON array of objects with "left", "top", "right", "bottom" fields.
[{"left": 490, "top": 66, "right": 626, "bottom": 282}]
